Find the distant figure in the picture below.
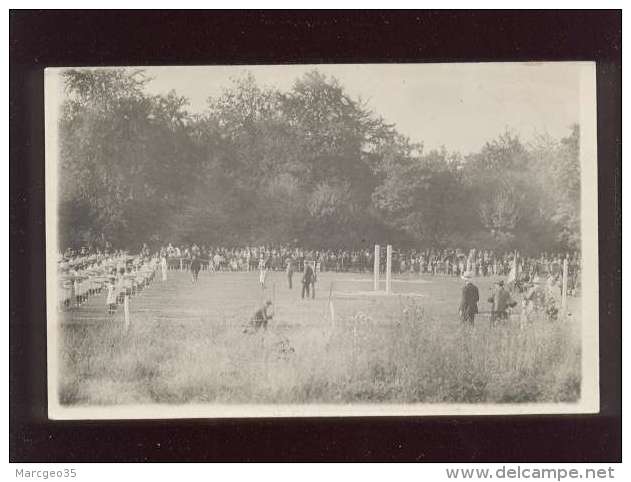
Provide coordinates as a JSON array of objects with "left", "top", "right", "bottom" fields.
[
  {"left": 302, "top": 262, "right": 316, "bottom": 299},
  {"left": 190, "top": 255, "right": 201, "bottom": 283},
  {"left": 459, "top": 271, "right": 479, "bottom": 325},
  {"left": 259, "top": 255, "right": 271, "bottom": 290},
  {"left": 487, "top": 280, "right": 516, "bottom": 326},
  {"left": 286, "top": 257, "right": 295, "bottom": 289},
  {"left": 213, "top": 252, "right": 223, "bottom": 271},
  {"left": 245, "top": 249, "right": 252, "bottom": 272},
  {"left": 244, "top": 300, "right": 273, "bottom": 333}
]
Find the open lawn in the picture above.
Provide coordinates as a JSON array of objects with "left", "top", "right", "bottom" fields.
[{"left": 58, "top": 270, "right": 581, "bottom": 406}]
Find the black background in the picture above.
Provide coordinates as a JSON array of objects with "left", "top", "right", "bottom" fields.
[{"left": 9, "top": 10, "right": 622, "bottom": 462}]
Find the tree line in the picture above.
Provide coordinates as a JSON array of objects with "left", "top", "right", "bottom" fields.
[{"left": 58, "top": 68, "right": 580, "bottom": 253}]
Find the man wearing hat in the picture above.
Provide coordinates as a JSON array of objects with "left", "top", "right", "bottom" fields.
[
  {"left": 488, "top": 280, "right": 516, "bottom": 326},
  {"left": 459, "top": 271, "right": 479, "bottom": 325}
]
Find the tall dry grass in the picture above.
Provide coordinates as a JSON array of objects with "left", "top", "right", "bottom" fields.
[{"left": 59, "top": 302, "right": 580, "bottom": 405}]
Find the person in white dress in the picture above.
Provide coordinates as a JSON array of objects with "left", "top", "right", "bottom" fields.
[{"left": 259, "top": 255, "right": 271, "bottom": 290}]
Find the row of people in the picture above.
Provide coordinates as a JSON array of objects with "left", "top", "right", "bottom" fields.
[
  {"left": 63, "top": 245, "right": 581, "bottom": 288},
  {"left": 69, "top": 243, "right": 579, "bottom": 272},
  {"left": 57, "top": 251, "right": 159, "bottom": 313}
]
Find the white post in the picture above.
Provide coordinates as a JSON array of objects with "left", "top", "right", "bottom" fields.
[
  {"left": 124, "top": 293, "right": 130, "bottom": 331},
  {"left": 373, "top": 244, "right": 380, "bottom": 291},
  {"left": 352, "top": 318, "right": 358, "bottom": 375},
  {"left": 328, "top": 282, "right": 335, "bottom": 325},
  {"left": 272, "top": 282, "right": 277, "bottom": 326},
  {"left": 386, "top": 245, "right": 392, "bottom": 294},
  {"left": 562, "top": 258, "right": 568, "bottom": 313}
]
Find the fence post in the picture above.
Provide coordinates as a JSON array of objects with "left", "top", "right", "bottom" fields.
[
  {"left": 352, "top": 318, "right": 358, "bottom": 376},
  {"left": 561, "top": 257, "right": 568, "bottom": 313},
  {"left": 328, "top": 281, "right": 335, "bottom": 325},
  {"left": 374, "top": 244, "right": 380, "bottom": 291},
  {"left": 272, "top": 282, "right": 277, "bottom": 325},
  {"left": 124, "top": 293, "right": 131, "bottom": 331},
  {"left": 386, "top": 245, "right": 392, "bottom": 294}
]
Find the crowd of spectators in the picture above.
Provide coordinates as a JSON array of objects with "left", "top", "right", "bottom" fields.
[{"left": 152, "top": 243, "right": 580, "bottom": 294}]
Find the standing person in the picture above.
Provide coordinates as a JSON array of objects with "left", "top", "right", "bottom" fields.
[
  {"left": 459, "top": 271, "right": 479, "bottom": 325},
  {"left": 302, "top": 262, "right": 316, "bottom": 300},
  {"left": 190, "top": 254, "right": 201, "bottom": 283},
  {"left": 286, "top": 256, "right": 295, "bottom": 289},
  {"left": 213, "top": 252, "right": 222, "bottom": 272},
  {"left": 259, "top": 254, "right": 271, "bottom": 290},
  {"left": 487, "top": 280, "right": 515, "bottom": 326}
]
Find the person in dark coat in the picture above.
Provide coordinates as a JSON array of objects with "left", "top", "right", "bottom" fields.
[
  {"left": 459, "top": 271, "right": 479, "bottom": 325},
  {"left": 244, "top": 300, "right": 273, "bottom": 333},
  {"left": 487, "top": 280, "right": 516, "bottom": 326},
  {"left": 302, "top": 262, "right": 316, "bottom": 299},
  {"left": 190, "top": 254, "right": 201, "bottom": 283}
]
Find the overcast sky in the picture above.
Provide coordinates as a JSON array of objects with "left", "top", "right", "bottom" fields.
[{"left": 142, "top": 62, "right": 583, "bottom": 154}]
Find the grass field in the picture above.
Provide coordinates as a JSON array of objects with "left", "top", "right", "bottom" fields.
[{"left": 58, "top": 269, "right": 581, "bottom": 406}]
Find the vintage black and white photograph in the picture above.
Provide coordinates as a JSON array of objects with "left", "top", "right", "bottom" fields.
[{"left": 45, "top": 62, "right": 599, "bottom": 419}]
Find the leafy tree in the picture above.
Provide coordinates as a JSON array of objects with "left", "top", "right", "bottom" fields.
[
  {"left": 57, "top": 68, "right": 582, "bottom": 253},
  {"left": 59, "top": 69, "right": 197, "bottom": 248},
  {"left": 550, "top": 125, "right": 581, "bottom": 248},
  {"left": 373, "top": 148, "right": 465, "bottom": 246}
]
